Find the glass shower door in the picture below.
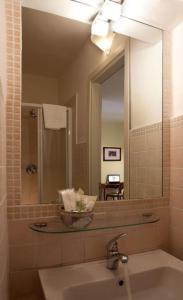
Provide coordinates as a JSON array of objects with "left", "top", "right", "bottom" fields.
[
  {"left": 21, "top": 103, "right": 70, "bottom": 204},
  {"left": 21, "top": 105, "right": 39, "bottom": 204},
  {"left": 42, "top": 128, "right": 66, "bottom": 203}
]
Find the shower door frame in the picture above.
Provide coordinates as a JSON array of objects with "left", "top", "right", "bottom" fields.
[
  {"left": 22, "top": 102, "right": 72, "bottom": 203},
  {"left": 22, "top": 102, "right": 44, "bottom": 203}
]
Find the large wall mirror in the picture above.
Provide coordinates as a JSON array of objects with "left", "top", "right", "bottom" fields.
[{"left": 21, "top": 4, "right": 163, "bottom": 204}]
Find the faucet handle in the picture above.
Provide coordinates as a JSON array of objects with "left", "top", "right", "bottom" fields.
[{"left": 106, "top": 233, "right": 127, "bottom": 253}]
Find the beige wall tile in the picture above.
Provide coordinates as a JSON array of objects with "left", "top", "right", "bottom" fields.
[
  {"left": 61, "top": 235, "right": 85, "bottom": 264},
  {"left": 130, "top": 123, "right": 163, "bottom": 199},
  {"left": 9, "top": 245, "right": 36, "bottom": 271},
  {"left": 0, "top": 0, "right": 10, "bottom": 298},
  {"left": 170, "top": 188, "right": 183, "bottom": 209},
  {"left": 35, "top": 242, "right": 61, "bottom": 268},
  {"left": 84, "top": 235, "right": 107, "bottom": 260},
  {"left": 8, "top": 219, "right": 37, "bottom": 245},
  {"left": 170, "top": 117, "right": 183, "bottom": 257}
]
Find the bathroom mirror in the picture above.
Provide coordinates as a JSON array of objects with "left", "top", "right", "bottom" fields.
[{"left": 21, "top": 6, "right": 163, "bottom": 204}]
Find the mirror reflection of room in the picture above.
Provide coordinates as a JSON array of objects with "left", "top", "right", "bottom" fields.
[
  {"left": 21, "top": 8, "right": 87, "bottom": 204},
  {"left": 100, "top": 68, "right": 124, "bottom": 200},
  {"left": 21, "top": 5, "right": 163, "bottom": 205},
  {"left": 129, "top": 37, "right": 163, "bottom": 199}
]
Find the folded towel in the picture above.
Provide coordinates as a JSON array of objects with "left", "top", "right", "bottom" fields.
[
  {"left": 59, "top": 189, "right": 76, "bottom": 212},
  {"left": 58, "top": 188, "right": 97, "bottom": 212},
  {"left": 43, "top": 104, "right": 66, "bottom": 130}
]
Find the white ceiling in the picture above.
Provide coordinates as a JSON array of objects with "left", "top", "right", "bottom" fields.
[
  {"left": 22, "top": 0, "right": 183, "bottom": 30},
  {"left": 102, "top": 68, "right": 124, "bottom": 122},
  {"left": 22, "top": 0, "right": 183, "bottom": 77},
  {"left": 22, "top": 7, "right": 90, "bottom": 77},
  {"left": 121, "top": 0, "right": 183, "bottom": 30},
  {"left": 22, "top": 0, "right": 104, "bottom": 24}
]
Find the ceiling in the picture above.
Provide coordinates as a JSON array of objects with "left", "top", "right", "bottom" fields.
[
  {"left": 22, "top": 0, "right": 183, "bottom": 30},
  {"left": 121, "top": 0, "right": 183, "bottom": 30},
  {"left": 22, "top": 0, "right": 104, "bottom": 24},
  {"left": 22, "top": 0, "right": 183, "bottom": 77},
  {"left": 22, "top": 7, "right": 90, "bottom": 77},
  {"left": 102, "top": 68, "right": 124, "bottom": 122}
]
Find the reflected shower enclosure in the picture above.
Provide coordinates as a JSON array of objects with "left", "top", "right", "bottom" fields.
[{"left": 21, "top": 103, "right": 71, "bottom": 204}]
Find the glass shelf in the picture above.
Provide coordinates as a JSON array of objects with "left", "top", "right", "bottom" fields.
[{"left": 29, "top": 213, "right": 160, "bottom": 234}]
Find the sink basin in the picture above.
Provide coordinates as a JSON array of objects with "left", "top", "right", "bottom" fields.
[
  {"left": 39, "top": 250, "right": 183, "bottom": 300},
  {"left": 63, "top": 267, "right": 183, "bottom": 300},
  {"left": 63, "top": 277, "right": 127, "bottom": 300}
]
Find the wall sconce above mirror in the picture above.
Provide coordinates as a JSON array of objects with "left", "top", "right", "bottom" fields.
[{"left": 21, "top": 1, "right": 163, "bottom": 205}]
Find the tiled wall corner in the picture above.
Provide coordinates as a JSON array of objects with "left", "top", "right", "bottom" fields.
[
  {"left": 168, "top": 22, "right": 183, "bottom": 260},
  {"left": 162, "top": 30, "right": 171, "bottom": 199},
  {"left": 170, "top": 116, "right": 183, "bottom": 259},
  {"left": 6, "top": 0, "right": 22, "bottom": 206},
  {"left": 0, "top": 0, "right": 9, "bottom": 299}
]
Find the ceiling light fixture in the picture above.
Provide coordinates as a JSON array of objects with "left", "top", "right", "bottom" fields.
[
  {"left": 91, "top": 0, "right": 123, "bottom": 52},
  {"left": 91, "top": 32, "right": 115, "bottom": 54},
  {"left": 101, "top": 0, "right": 122, "bottom": 21},
  {"left": 91, "top": 19, "right": 110, "bottom": 37},
  {"left": 91, "top": 0, "right": 122, "bottom": 38}
]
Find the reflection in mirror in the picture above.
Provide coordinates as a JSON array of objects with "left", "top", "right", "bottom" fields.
[
  {"left": 129, "top": 34, "right": 163, "bottom": 199},
  {"left": 89, "top": 21, "right": 163, "bottom": 200},
  {"left": 21, "top": 6, "right": 163, "bottom": 204},
  {"left": 21, "top": 8, "right": 84, "bottom": 204},
  {"left": 100, "top": 68, "right": 124, "bottom": 200},
  {"left": 21, "top": 103, "right": 71, "bottom": 204},
  {"left": 22, "top": 105, "right": 39, "bottom": 204}
]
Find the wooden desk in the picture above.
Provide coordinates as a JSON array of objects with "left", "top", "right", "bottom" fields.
[{"left": 99, "top": 182, "right": 124, "bottom": 200}]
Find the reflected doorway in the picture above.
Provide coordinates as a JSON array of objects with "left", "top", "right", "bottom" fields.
[
  {"left": 89, "top": 52, "right": 129, "bottom": 201},
  {"left": 100, "top": 68, "right": 124, "bottom": 200}
]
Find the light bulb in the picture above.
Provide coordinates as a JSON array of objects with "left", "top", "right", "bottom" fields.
[
  {"left": 91, "top": 19, "right": 109, "bottom": 37},
  {"left": 91, "top": 32, "right": 115, "bottom": 54}
]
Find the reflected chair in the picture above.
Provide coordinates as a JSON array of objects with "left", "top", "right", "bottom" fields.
[{"left": 105, "top": 183, "right": 124, "bottom": 200}]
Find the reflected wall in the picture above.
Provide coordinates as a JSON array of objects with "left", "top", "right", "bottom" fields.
[{"left": 129, "top": 36, "right": 163, "bottom": 199}]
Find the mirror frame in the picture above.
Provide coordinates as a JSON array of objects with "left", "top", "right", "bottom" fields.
[{"left": 6, "top": 4, "right": 170, "bottom": 208}]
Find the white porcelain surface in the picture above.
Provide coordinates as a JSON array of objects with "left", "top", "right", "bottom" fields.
[{"left": 39, "top": 250, "right": 183, "bottom": 300}]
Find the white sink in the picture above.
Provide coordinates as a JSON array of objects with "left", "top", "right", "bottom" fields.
[
  {"left": 63, "top": 267, "right": 183, "bottom": 300},
  {"left": 39, "top": 250, "right": 183, "bottom": 300}
]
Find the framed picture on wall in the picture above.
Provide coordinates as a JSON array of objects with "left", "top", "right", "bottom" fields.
[{"left": 103, "top": 147, "right": 121, "bottom": 161}]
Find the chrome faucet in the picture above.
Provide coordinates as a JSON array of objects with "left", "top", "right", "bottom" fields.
[{"left": 106, "top": 233, "right": 128, "bottom": 270}]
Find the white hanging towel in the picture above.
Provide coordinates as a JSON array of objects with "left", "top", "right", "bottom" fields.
[{"left": 43, "top": 104, "right": 67, "bottom": 130}]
